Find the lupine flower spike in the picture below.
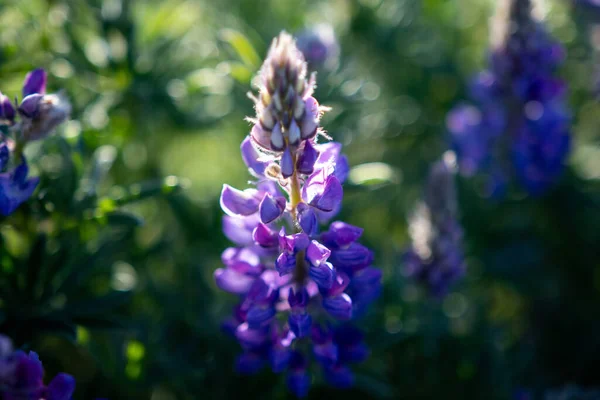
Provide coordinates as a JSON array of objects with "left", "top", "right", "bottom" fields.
[
  {"left": 217, "top": 32, "right": 381, "bottom": 397},
  {"left": 0, "top": 68, "right": 70, "bottom": 215},
  {"left": 403, "top": 152, "right": 465, "bottom": 297},
  {"left": 0, "top": 334, "right": 75, "bottom": 400},
  {"left": 447, "top": 0, "right": 570, "bottom": 196}
]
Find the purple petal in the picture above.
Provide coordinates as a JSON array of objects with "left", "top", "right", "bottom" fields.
[
  {"left": 221, "top": 247, "right": 261, "bottom": 272},
  {"left": 287, "top": 352, "right": 311, "bottom": 397},
  {"left": 259, "top": 193, "right": 286, "bottom": 224},
  {"left": 278, "top": 229, "right": 310, "bottom": 253},
  {"left": 322, "top": 293, "right": 353, "bottom": 320},
  {"left": 246, "top": 305, "right": 276, "bottom": 327},
  {"left": 241, "top": 136, "right": 268, "bottom": 177},
  {"left": 220, "top": 185, "right": 261, "bottom": 217},
  {"left": 0, "top": 92, "right": 15, "bottom": 123},
  {"left": 287, "top": 370, "right": 311, "bottom": 398},
  {"left": 281, "top": 147, "right": 294, "bottom": 178},
  {"left": 235, "top": 323, "right": 269, "bottom": 347},
  {"left": 352, "top": 266, "right": 382, "bottom": 286},
  {"left": 0, "top": 164, "right": 39, "bottom": 216},
  {"left": 329, "top": 243, "right": 373, "bottom": 272},
  {"left": 333, "top": 154, "right": 349, "bottom": 183},
  {"left": 251, "top": 123, "right": 271, "bottom": 150},
  {"left": 22, "top": 68, "right": 47, "bottom": 97},
  {"left": 289, "top": 313, "right": 312, "bottom": 338},
  {"left": 300, "top": 97, "right": 319, "bottom": 140},
  {"left": 18, "top": 93, "right": 43, "bottom": 118},
  {"left": 0, "top": 143, "right": 9, "bottom": 171},
  {"left": 214, "top": 268, "right": 255, "bottom": 294},
  {"left": 315, "top": 142, "right": 342, "bottom": 168},
  {"left": 303, "top": 168, "right": 343, "bottom": 212},
  {"left": 288, "top": 119, "right": 301, "bottom": 145},
  {"left": 288, "top": 287, "right": 310, "bottom": 309},
  {"left": 296, "top": 140, "right": 319, "bottom": 175},
  {"left": 46, "top": 373, "right": 76, "bottom": 400},
  {"left": 270, "top": 347, "right": 292, "bottom": 373},
  {"left": 270, "top": 122, "right": 285, "bottom": 151},
  {"left": 309, "top": 262, "right": 334, "bottom": 289},
  {"left": 297, "top": 203, "right": 318, "bottom": 236},
  {"left": 325, "top": 271, "right": 350, "bottom": 297},
  {"left": 306, "top": 240, "right": 331, "bottom": 267},
  {"left": 246, "top": 275, "right": 278, "bottom": 304},
  {"left": 312, "top": 340, "right": 338, "bottom": 365},
  {"left": 222, "top": 215, "right": 257, "bottom": 246},
  {"left": 321, "top": 221, "right": 363, "bottom": 247},
  {"left": 275, "top": 252, "right": 296, "bottom": 276},
  {"left": 252, "top": 223, "right": 278, "bottom": 248}
]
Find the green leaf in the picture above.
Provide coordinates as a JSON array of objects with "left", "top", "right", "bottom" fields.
[
  {"left": 220, "top": 29, "right": 260, "bottom": 68},
  {"left": 348, "top": 162, "right": 402, "bottom": 187}
]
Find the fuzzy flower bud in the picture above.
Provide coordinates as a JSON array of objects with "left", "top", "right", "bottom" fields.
[{"left": 250, "top": 32, "right": 320, "bottom": 153}]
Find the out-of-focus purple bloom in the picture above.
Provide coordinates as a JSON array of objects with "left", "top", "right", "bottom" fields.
[
  {"left": 447, "top": 0, "right": 570, "bottom": 196},
  {"left": 216, "top": 32, "right": 380, "bottom": 396},
  {"left": 403, "top": 154, "right": 465, "bottom": 297},
  {"left": 296, "top": 24, "right": 340, "bottom": 70},
  {"left": 0, "top": 93, "right": 16, "bottom": 125},
  {"left": 0, "top": 334, "right": 76, "bottom": 400},
  {"left": 0, "top": 161, "right": 39, "bottom": 216},
  {"left": 22, "top": 68, "right": 47, "bottom": 98}
]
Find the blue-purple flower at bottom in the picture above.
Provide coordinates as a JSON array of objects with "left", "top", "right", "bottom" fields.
[
  {"left": 0, "top": 335, "right": 75, "bottom": 400},
  {"left": 0, "top": 161, "right": 39, "bottom": 216}
]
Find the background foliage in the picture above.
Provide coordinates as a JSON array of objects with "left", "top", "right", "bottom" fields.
[{"left": 1, "top": 0, "right": 600, "bottom": 399}]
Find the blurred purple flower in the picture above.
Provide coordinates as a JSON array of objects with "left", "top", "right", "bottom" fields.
[
  {"left": 0, "top": 335, "right": 76, "bottom": 400},
  {"left": 296, "top": 25, "right": 340, "bottom": 70},
  {"left": 403, "top": 154, "right": 465, "bottom": 297},
  {"left": 447, "top": 0, "right": 570, "bottom": 196}
]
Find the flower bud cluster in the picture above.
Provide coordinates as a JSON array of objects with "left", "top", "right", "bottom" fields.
[
  {"left": 0, "top": 69, "right": 70, "bottom": 215},
  {"left": 216, "top": 32, "right": 381, "bottom": 397},
  {"left": 447, "top": 0, "right": 570, "bottom": 196}
]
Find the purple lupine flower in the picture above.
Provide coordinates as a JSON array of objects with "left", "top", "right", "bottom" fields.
[
  {"left": 0, "top": 161, "right": 39, "bottom": 216},
  {"left": 216, "top": 32, "right": 381, "bottom": 397},
  {"left": 403, "top": 153, "right": 465, "bottom": 297},
  {"left": 0, "top": 69, "right": 70, "bottom": 216},
  {"left": 0, "top": 68, "right": 71, "bottom": 143},
  {"left": 447, "top": 0, "right": 570, "bottom": 196},
  {"left": 0, "top": 335, "right": 76, "bottom": 400},
  {"left": 295, "top": 25, "right": 340, "bottom": 70}
]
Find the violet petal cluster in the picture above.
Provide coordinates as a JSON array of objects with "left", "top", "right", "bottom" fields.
[
  {"left": 216, "top": 32, "right": 381, "bottom": 397},
  {"left": 0, "top": 335, "right": 75, "bottom": 400},
  {"left": 0, "top": 69, "right": 70, "bottom": 216},
  {"left": 403, "top": 154, "right": 465, "bottom": 297},
  {"left": 447, "top": 0, "right": 570, "bottom": 197}
]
